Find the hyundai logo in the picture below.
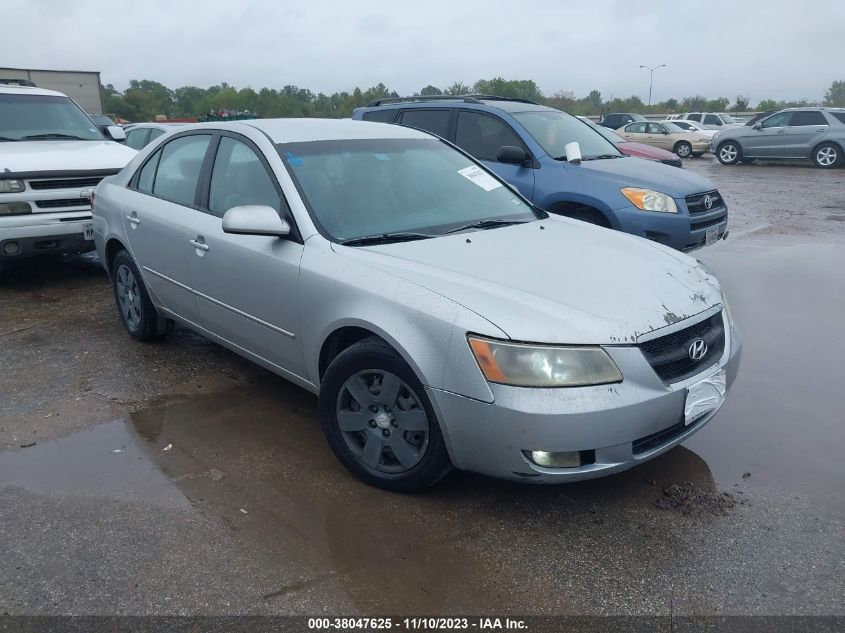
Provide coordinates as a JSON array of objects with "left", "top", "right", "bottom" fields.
[
  {"left": 703, "top": 195, "right": 714, "bottom": 210},
  {"left": 688, "top": 338, "right": 708, "bottom": 361}
]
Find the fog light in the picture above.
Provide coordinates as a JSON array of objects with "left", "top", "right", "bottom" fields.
[
  {"left": 3, "top": 241, "right": 20, "bottom": 255},
  {"left": 0, "top": 202, "right": 31, "bottom": 215},
  {"left": 528, "top": 450, "right": 582, "bottom": 468}
]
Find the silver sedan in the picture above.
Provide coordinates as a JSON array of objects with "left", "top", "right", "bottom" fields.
[{"left": 93, "top": 119, "right": 741, "bottom": 491}]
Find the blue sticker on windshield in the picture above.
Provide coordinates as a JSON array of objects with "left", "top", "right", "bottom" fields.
[{"left": 284, "top": 151, "right": 304, "bottom": 166}]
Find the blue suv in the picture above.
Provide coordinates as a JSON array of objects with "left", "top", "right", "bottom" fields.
[{"left": 352, "top": 96, "right": 728, "bottom": 251}]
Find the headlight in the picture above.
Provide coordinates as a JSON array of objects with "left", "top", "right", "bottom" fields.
[
  {"left": 0, "top": 179, "right": 24, "bottom": 193},
  {"left": 0, "top": 202, "right": 31, "bottom": 215},
  {"left": 620, "top": 187, "right": 678, "bottom": 213},
  {"left": 468, "top": 336, "right": 623, "bottom": 387}
]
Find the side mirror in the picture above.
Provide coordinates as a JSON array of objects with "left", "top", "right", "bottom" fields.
[
  {"left": 497, "top": 145, "right": 530, "bottom": 166},
  {"left": 106, "top": 125, "right": 126, "bottom": 142},
  {"left": 753, "top": 122, "right": 763, "bottom": 130},
  {"left": 222, "top": 205, "right": 290, "bottom": 237}
]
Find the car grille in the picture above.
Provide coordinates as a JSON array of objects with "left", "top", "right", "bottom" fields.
[
  {"left": 29, "top": 176, "right": 110, "bottom": 190},
  {"left": 685, "top": 190, "right": 724, "bottom": 215},
  {"left": 35, "top": 198, "right": 90, "bottom": 209},
  {"left": 690, "top": 216, "right": 726, "bottom": 231},
  {"left": 633, "top": 420, "right": 685, "bottom": 455},
  {"left": 639, "top": 313, "right": 725, "bottom": 384}
]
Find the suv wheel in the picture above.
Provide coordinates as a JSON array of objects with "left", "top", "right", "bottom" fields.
[
  {"left": 319, "top": 337, "right": 452, "bottom": 491},
  {"left": 111, "top": 250, "right": 172, "bottom": 341},
  {"left": 716, "top": 142, "right": 742, "bottom": 165},
  {"left": 674, "top": 141, "right": 692, "bottom": 158},
  {"left": 813, "top": 142, "right": 842, "bottom": 169}
]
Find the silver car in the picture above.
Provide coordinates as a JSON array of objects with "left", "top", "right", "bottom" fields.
[
  {"left": 713, "top": 107, "right": 845, "bottom": 168},
  {"left": 93, "top": 119, "right": 741, "bottom": 491}
]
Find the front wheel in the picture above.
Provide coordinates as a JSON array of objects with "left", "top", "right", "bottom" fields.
[
  {"left": 674, "top": 141, "right": 692, "bottom": 158},
  {"left": 319, "top": 337, "right": 452, "bottom": 491},
  {"left": 716, "top": 142, "right": 742, "bottom": 165},
  {"left": 813, "top": 142, "right": 842, "bottom": 169}
]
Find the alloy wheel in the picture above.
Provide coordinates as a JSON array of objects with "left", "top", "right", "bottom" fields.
[
  {"left": 115, "top": 264, "right": 142, "bottom": 331},
  {"left": 719, "top": 144, "right": 738, "bottom": 164},
  {"left": 816, "top": 146, "right": 838, "bottom": 167}
]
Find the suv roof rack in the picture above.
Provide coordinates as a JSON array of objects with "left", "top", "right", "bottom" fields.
[
  {"left": 365, "top": 94, "right": 540, "bottom": 107},
  {"left": 0, "top": 78, "right": 37, "bottom": 87}
]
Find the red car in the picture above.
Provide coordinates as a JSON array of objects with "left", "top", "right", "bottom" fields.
[{"left": 583, "top": 118, "right": 683, "bottom": 168}]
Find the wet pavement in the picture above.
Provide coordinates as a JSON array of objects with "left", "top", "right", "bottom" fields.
[{"left": 1, "top": 161, "right": 844, "bottom": 616}]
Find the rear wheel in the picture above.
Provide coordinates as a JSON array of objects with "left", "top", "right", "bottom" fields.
[
  {"left": 674, "top": 141, "right": 693, "bottom": 158},
  {"left": 716, "top": 142, "right": 742, "bottom": 165},
  {"left": 813, "top": 142, "right": 842, "bottom": 169},
  {"left": 111, "top": 250, "right": 172, "bottom": 341},
  {"left": 319, "top": 337, "right": 452, "bottom": 491}
]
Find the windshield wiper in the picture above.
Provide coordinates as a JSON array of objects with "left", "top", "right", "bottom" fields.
[
  {"left": 0, "top": 136, "right": 19, "bottom": 142},
  {"left": 21, "top": 133, "right": 89, "bottom": 140},
  {"left": 582, "top": 154, "right": 622, "bottom": 161},
  {"left": 444, "top": 218, "right": 531, "bottom": 234},
  {"left": 339, "top": 232, "right": 435, "bottom": 246}
]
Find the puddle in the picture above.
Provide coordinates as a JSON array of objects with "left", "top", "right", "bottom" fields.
[{"left": 692, "top": 239, "right": 845, "bottom": 502}]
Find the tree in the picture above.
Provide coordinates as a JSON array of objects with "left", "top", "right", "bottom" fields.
[
  {"left": 824, "top": 80, "right": 845, "bottom": 107},
  {"left": 444, "top": 81, "right": 470, "bottom": 95},
  {"left": 586, "top": 90, "right": 602, "bottom": 109},
  {"left": 757, "top": 99, "right": 779, "bottom": 111},
  {"left": 731, "top": 95, "right": 750, "bottom": 112},
  {"left": 419, "top": 85, "right": 442, "bottom": 96},
  {"left": 681, "top": 95, "right": 708, "bottom": 112},
  {"left": 472, "top": 78, "right": 543, "bottom": 102},
  {"left": 173, "top": 86, "right": 207, "bottom": 117},
  {"left": 705, "top": 97, "right": 730, "bottom": 111}
]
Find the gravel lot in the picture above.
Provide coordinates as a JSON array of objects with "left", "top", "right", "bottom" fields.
[{"left": 1, "top": 156, "right": 844, "bottom": 618}]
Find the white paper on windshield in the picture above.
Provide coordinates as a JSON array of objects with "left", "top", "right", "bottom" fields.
[
  {"left": 458, "top": 165, "right": 502, "bottom": 192},
  {"left": 684, "top": 369, "right": 727, "bottom": 426}
]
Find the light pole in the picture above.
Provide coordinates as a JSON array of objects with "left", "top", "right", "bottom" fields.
[{"left": 639, "top": 64, "right": 666, "bottom": 106}]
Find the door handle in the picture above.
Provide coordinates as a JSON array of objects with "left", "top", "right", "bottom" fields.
[
  {"left": 189, "top": 239, "right": 209, "bottom": 252},
  {"left": 126, "top": 212, "right": 140, "bottom": 227},
  {"left": 777, "top": 129, "right": 787, "bottom": 134}
]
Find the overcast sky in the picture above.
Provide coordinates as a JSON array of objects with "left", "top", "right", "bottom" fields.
[{"left": 5, "top": 0, "right": 844, "bottom": 102}]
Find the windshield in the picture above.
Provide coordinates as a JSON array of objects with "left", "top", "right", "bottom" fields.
[
  {"left": 589, "top": 122, "right": 625, "bottom": 144},
  {"left": 0, "top": 93, "right": 105, "bottom": 141},
  {"left": 278, "top": 138, "right": 539, "bottom": 242},
  {"left": 719, "top": 113, "right": 738, "bottom": 124},
  {"left": 513, "top": 110, "right": 621, "bottom": 160},
  {"left": 89, "top": 114, "right": 115, "bottom": 126}
]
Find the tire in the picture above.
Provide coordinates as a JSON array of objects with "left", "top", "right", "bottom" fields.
[
  {"left": 111, "top": 250, "right": 173, "bottom": 341},
  {"left": 691, "top": 152, "right": 705, "bottom": 158},
  {"left": 716, "top": 141, "right": 742, "bottom": 165},
  {"left": 674, "top": 141, "right": 693, "bottom": 158},
  {"left": 319, "top": 336, "right": 453, "bottom": 491},
  {"left": 813, "top": 142, "right": 842, "bottom": 169}
]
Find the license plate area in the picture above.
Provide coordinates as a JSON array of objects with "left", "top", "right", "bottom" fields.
[
  {"left": 83, "top": 223, "right": 94, "bottom": 241},
  {"left": 684, "top": 368, "right": 727, "bottom": 425},
  {"left": 705, "top": 225, "right": 721, "bottom": 246}
]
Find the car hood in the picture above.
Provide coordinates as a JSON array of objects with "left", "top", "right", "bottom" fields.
[
  {"left": 0, "top": 141, "right": 137, "bottom": 174},
  {"left": 333, "top": 218, "right": 722, "bottom": 345},
  {"left": 617, "top": 141, "right": 678, "bottom": 160},
  {"left": 562, "top": 155, "right": 714, "bottom": 199}
]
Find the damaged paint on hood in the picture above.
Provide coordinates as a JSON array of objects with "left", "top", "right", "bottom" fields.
[{"left": 335, "top": 217, "right": 723, "bottom": 345}]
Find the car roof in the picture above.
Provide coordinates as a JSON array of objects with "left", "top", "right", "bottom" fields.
[
  {"left": 176, "top": 118, "right": 436, "bottom": 143},
  {"left": 359, "top": 96, "right": 555, "bottom": 115},
  {"left": 0, "top": 84, "right": 67, "bottom": 98}
]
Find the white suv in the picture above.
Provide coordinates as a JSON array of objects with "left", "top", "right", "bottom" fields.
[{"left": 0, "top": 83, "right": 136, "bottom": 270}]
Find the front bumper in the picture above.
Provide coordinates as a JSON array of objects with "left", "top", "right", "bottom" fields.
[
  {"left": 612, "top": 202, "right": 728, "bottom": 252},
  {"left": 428, "top": 316, "right": 741, "bottom": 483},
  {"left": 0, "top": 213, "right": 94, "bottom": 258}
]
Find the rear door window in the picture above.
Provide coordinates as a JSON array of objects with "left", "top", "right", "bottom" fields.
[
  {"left": 455, "top": 111, "right": 524, "bottom": 162},
  {"left": 362, "top": 110, "right": 399, "bottom": 124},
  {"left": 151, "top": 134, "right": 212, "bottom": 206},
  {"left": 790, "top": 111, "right": 827, "bottom": 126},
  {"left": 125, "top": 128, "right": 149, "bottom": 150},
  {"left": 687, "top": 113, "right": 702, "bottom": 122},
  {"left": 398, "top": 109, "right": 452, "bottom": 138},
  {"left": 703, "top": 114, "right": 722, "bottom": 126},
  {"left": 831, "top": 112, "right": 845, "bottom": 124},
  {"left": 646, "top": 123, "right": 664, "bottom": 134}
]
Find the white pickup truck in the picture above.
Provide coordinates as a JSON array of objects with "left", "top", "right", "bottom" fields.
[{"left": 0, "top": 82, "right": 136, "bottom": 271}]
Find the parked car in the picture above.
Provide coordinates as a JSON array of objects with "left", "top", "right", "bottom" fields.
[
  {"left": 87, "top": 113, "right": 121, "bottom": 139},
  {"left": 712, "top": 107, "right": 845, "bottom": 168},
  {"left": 0, "top": 82, "right": 135, "bottom": 271},
  {"left": 616, "top": 121, "right": 711, "bottom": 158},
  {"left": 93, "top": 118, "right": 741, "bottom": 491},
  {"left": 676, "top": 112, "right": 742, "bottom": 131},
  {"left": 600, "top": 112, "right": 646, "bottom": 129},
  {"left": 578, "top": 117, "right": 682, "bottom": 168},
  {"left": 663, "top": 119, "right": 718, "bottom": 139},
  {"left": 122, "top": 122, "right": 186, "bottom": 150},
  {"left": 353, "top": 96, "right": 728, "bottom": 251}
]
